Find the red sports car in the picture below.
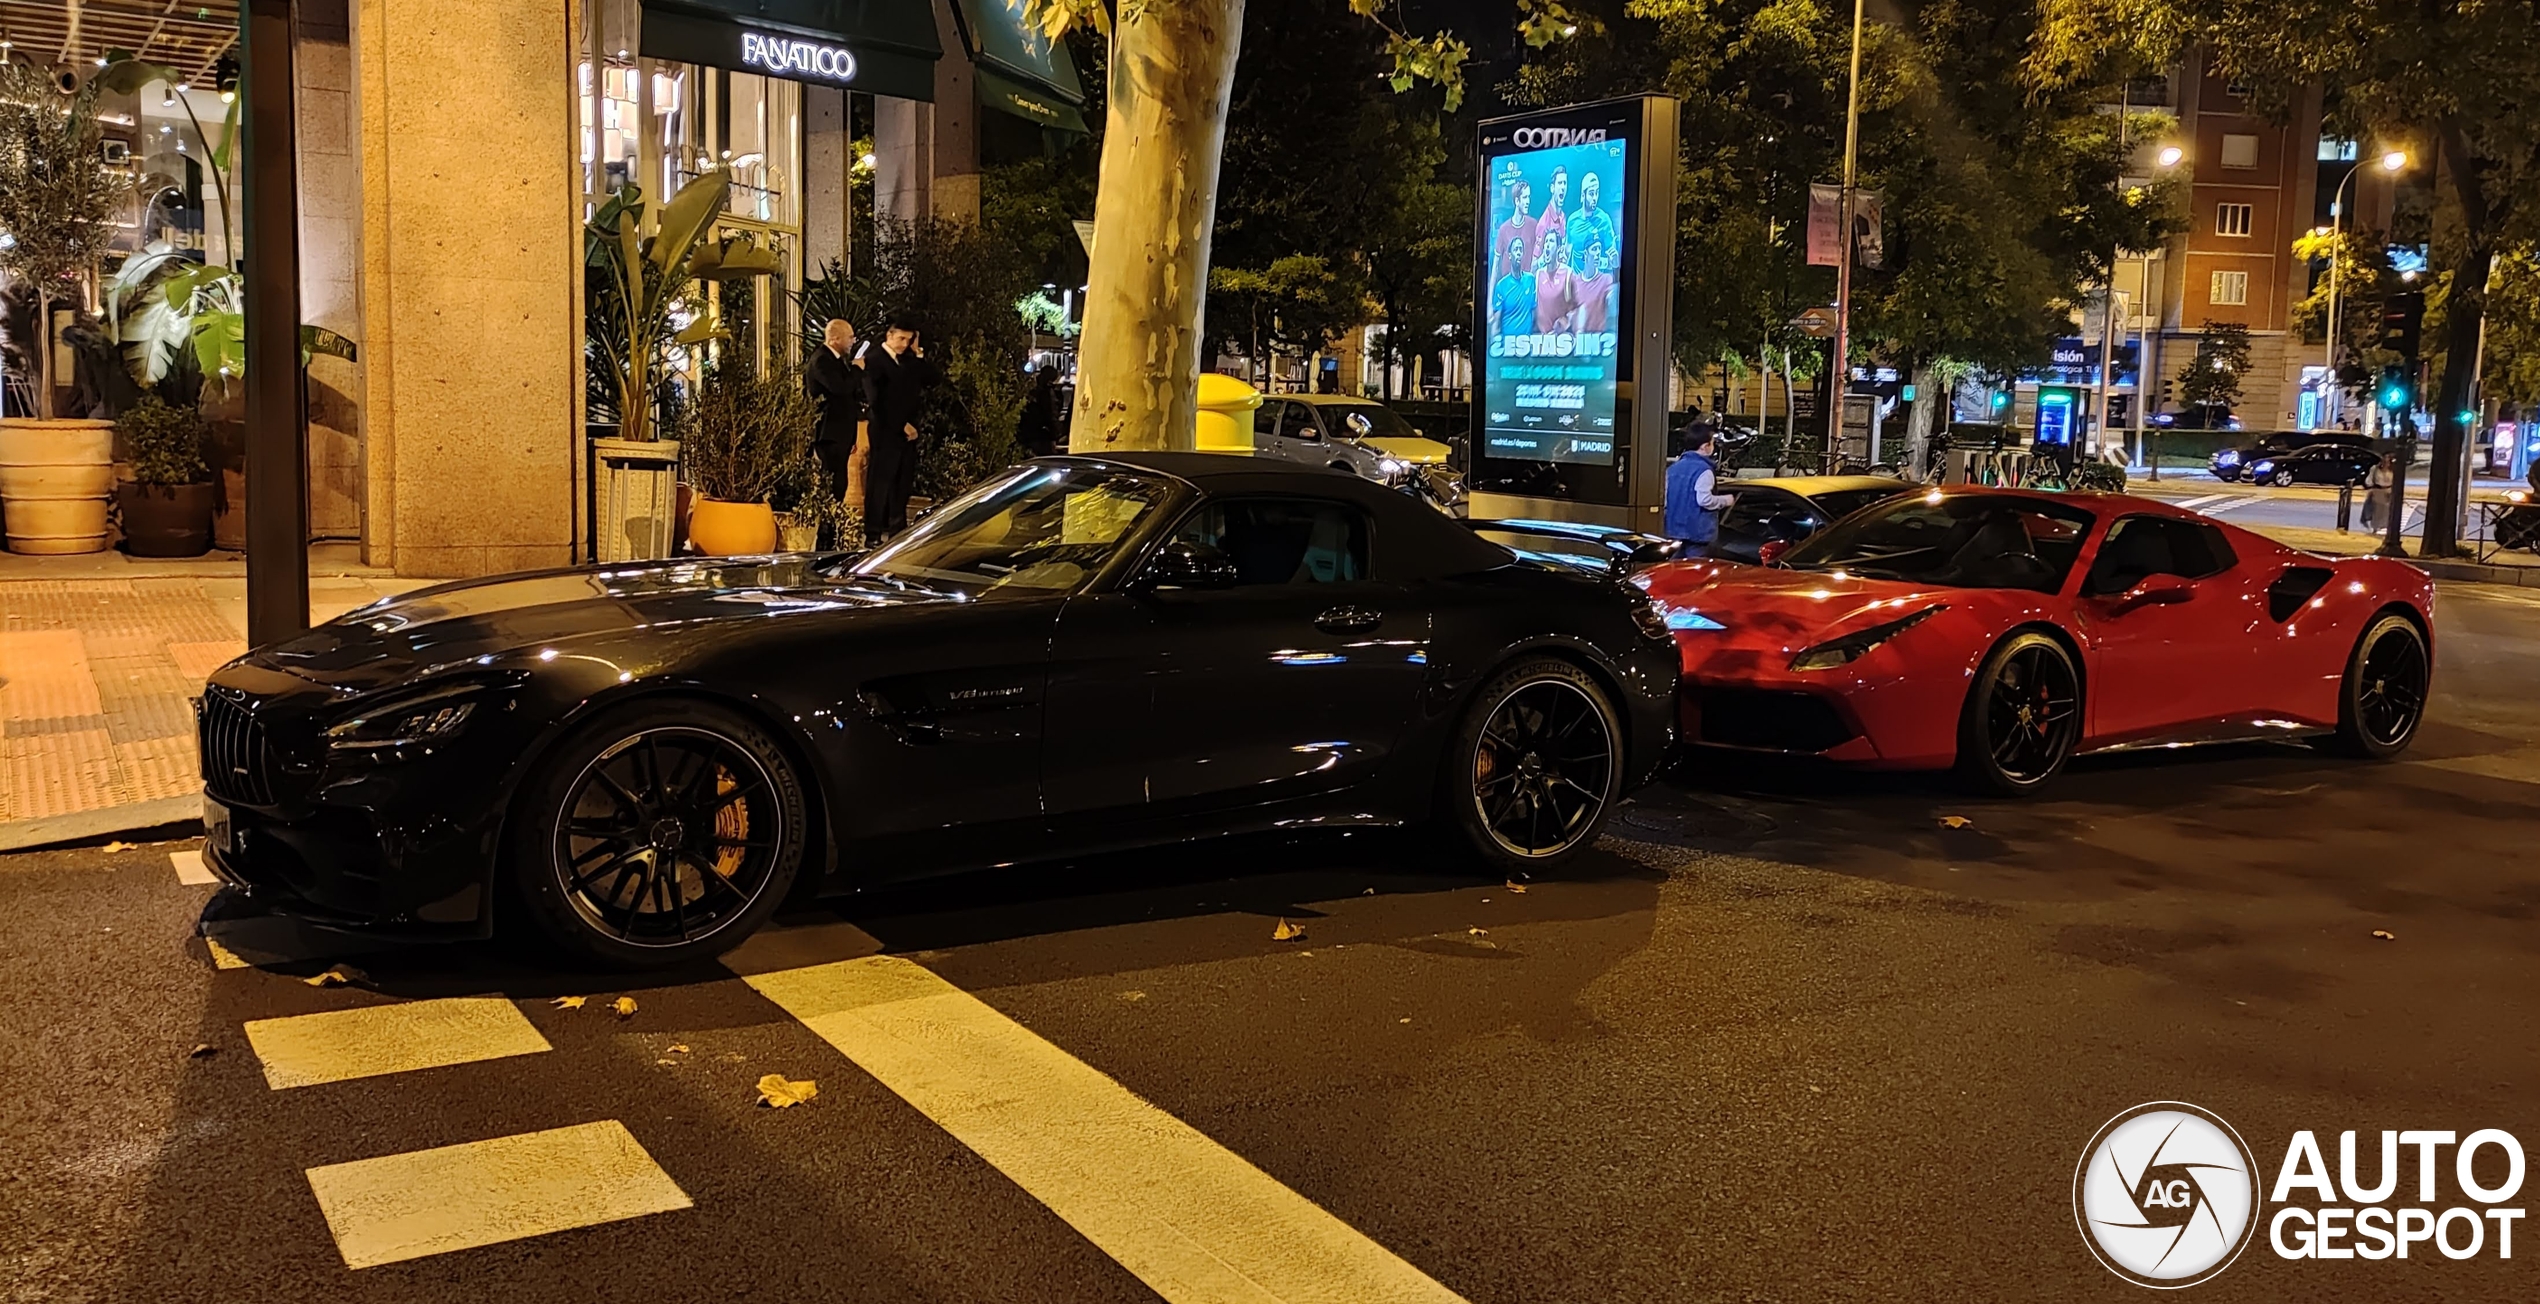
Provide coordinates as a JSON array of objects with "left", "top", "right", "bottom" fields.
[{"left": 1637, "top": 488, "right": 2435, "bottom": 793}]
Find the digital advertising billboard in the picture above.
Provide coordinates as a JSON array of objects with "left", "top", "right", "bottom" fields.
[{"left": 1479, "top": 133, "right": 1631, "bottom": 466}]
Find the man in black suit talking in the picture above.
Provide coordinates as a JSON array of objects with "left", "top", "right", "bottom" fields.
[
  {"left": 803, "top": 319, "right": 864, "bottom": 510},
  {"left": 860, "top": 317, "right": 933, "bottom": 545}
]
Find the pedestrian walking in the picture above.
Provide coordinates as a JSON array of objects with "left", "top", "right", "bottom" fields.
[
  {"left": 2362, "top": 453, "right": 2393, "bottom": 532},
  {"left": 1663, "top": 421, "right": 1735, "bottom": 550},
  {"left": 861, "top": 318, "right": 934, "bottom": 545},
  {"left": 1017, "top": 363, "right": 1060, "bottom": 458},
  {"left": 805, "top": 318, "right": 865, "bottom": 510}
]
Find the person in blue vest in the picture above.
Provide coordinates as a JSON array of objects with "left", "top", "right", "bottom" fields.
[{"left": 1664, "top": 421, "right": 1736, "bottom": 548}]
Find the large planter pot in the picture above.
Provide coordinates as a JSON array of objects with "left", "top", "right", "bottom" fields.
[
  {"left": 0, "top": 417, "right": 116, "bottom": 554},
  {"left": 687, "top": 497, "right": 778, "bottom": 555},
  {"left": 116, "top": 482, "right": 218, "bottom": 558},
  {"left": 212, "top": 468, "right": 249, "bottom": 552}
]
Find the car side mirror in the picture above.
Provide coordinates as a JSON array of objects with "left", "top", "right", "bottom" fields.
[
  {"left": 1344, "top": 412, "right": 1374, "bottom": 438},
  {"left": 1757, "top": 539, "right": 1792, "bottom": 566},
  {"left": 1138, "top": 539, "right": 1242, "bottom": 591},
  {"left": 2112, "top": 574, "right": 2194, "bottom": 613}
]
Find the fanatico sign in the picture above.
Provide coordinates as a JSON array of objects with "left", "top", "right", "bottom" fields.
[
  {"left": 1510, "top": 126, "right": 1608, "bottom": 148},
  {"left": 740, "top": 31, "right": 858, "bottom": 82}
]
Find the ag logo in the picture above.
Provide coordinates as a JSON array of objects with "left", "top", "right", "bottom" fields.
[{"left": 2075, "top": 1102, "right": 2261, "bottom": 1288}]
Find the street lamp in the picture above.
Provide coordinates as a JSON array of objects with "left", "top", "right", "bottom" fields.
[
  {"left": 2323, "top": 148, "right": 2408, "bottom": 429},
  {"left": 2155, "top": 144, "right": 2185, "bottom": 169}
]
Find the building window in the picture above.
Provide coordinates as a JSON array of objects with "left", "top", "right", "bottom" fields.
[
  {"left": 2319, "top": 137, "right": 2359, "bottom": 162},
  {"left": 2224, "top": 78, "right": 2253, "bottom": 99},
  {"left": 2216, "top": 203, "right": 2254, "bottom": 237},
  {"left": 2210, "top": 270, "right": 2250, "bottom": 306},
  {"left": 2220, "top": 134, "right": 2259, "bottom": 168}
]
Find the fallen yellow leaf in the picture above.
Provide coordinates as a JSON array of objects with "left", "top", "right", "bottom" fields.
[
  {"left": 551, "top": 995, "right": 587, "bottom": 1010},
  {"left": 666, "top": 1043, "right": 690, "bottom": 1054},
  {"left": 188, "top": 1043, "right": 217, "bottom": 1058},
  {"left": 102, "top": 841, "right": 132, "bottom": 853},
  {"left": 2371, "top": 929, "right": 2396, "bottom": 941},
  {"left": 1271, "top": 919, "right": 1306, "bottom": 941},
  {"left": 303, "top": 964, "right": 362, "bottom": 988},
  {"left": 1467, "top": 927, "right": 1489, "bottom": 937},
  {"left": 756, "top": 1073, "right": 818, "bottom": 1108},
  {"left": 612, "top": 996, "right": 639, "bottom": 1018},
  {"left": 1939, "top": 815, "right": 1975, "bottom": 830},
  {"left": 1504, "top": 881, "right": 1529, "bottom": 894}
]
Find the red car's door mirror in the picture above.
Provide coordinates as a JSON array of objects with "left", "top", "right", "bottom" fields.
[
  {"left": 1757, "top": 539, "right": 1792, "bottom": 566},
  {"left": 2112, "top": 574, "right": 2194, "bottom": 613}
]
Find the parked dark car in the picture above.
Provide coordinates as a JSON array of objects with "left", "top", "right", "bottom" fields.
[
  {"left": 1708, "top": 475, "right": 1918, "bottom": 564},
  {"left": 2243, "top": 442, "right": 2385, "bottom": 487},
  {"left": 197, "top": 454, "right": 1679, "bottom": 967},
  {"left": 2153, "top": 403, "right": 2241, "bottom": 431}
]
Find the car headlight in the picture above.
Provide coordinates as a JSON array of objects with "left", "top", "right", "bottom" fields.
[
  {"left": 1788, "top": 605, "right": 1947, "bottom": 672},
  {"left": 2251, "top": 460, "right": 2274, "bottom": 474},
  {"left": 2214, "top": 451, "right": 2239, "bottom": 466},
  {"left": 325, "top": 684, "right": 488, "bottom": 754}
]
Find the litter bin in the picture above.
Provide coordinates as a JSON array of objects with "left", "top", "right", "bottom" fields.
[{"left": 1195, "top": 373, "right": 1262, "bottom": 454}]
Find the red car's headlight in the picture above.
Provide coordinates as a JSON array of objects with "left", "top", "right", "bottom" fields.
[{"left": 1788, "top": 605, "right": 1947, "bottom": 672}]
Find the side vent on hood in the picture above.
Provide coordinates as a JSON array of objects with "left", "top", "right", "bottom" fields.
[{"left": 2267, "top": 566, "right": 2335, "bottom": 622}]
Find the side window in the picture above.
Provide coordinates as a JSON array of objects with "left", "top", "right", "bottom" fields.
[
  {"left": 1718, "top": 493, "right": 1782, "bottom": 535},
  {"left": 1253, "top": 401, "right": 1282, "bottom": 440},
  {"left": 1173, "top": 498, "right": 1371, "bottom": 586},
  {"left": 2085, "top": 515, "right": 2236, "bottom": 595},
  {"left": 1281, "top": 404, "right": 1321, "bottom": 441}
]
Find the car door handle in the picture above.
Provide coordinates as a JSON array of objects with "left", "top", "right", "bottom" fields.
[{"left": 1314, "top": 606, "right": 1382, "bottom": 634}]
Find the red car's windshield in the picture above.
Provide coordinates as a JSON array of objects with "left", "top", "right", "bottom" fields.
[{"left": 1779, "top": 493, "right": 2096, "bottom": 593}]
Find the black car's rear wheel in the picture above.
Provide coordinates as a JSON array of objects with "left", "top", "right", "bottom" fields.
[
  {"left": 2323, "top": 613, "right": 2428, "bottom": 759},
  {"left": 512, "top": 700, "right": 806, "bottom": 968},
  {"left": 1956, "top": 632, "right": 2082, "bottom": 796},
  {"left": 1444, "top": 658, "right": 1620, "bottom": 871}
]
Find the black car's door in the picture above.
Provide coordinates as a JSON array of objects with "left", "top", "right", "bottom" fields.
[{"left": 1043, "top": 494, "right": 1431, "bottom": 822}]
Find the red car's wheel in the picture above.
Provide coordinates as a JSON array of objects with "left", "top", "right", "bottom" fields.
[
  {"left": 2324, "top": 613, "right": 2429, "bottom": 759},
  {"left": 1955, "top": 632, "right": 2083, "bottom": 796}
]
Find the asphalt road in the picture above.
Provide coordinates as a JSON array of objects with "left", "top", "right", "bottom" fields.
[{"left": 6, "top": 584, "right": 2539, "bottom": 1302}]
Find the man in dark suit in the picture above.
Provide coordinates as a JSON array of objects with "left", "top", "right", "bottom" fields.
[
  {"left": 861, "top": 317, "right": 933, "bottom": 544},
  {"left": 804, "top": 319, "right": 864, "bottom": 510}
]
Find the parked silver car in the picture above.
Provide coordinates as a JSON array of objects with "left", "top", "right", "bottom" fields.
[{"left": 1247, "top": 395, "right": 1465, "bottom": 511}]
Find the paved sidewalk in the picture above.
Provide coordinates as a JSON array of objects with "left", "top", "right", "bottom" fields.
[{"left": 0, "top": 547, "right": 425, "bottom": 837}]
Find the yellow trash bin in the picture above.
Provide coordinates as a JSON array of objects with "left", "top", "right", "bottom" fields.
[{"left": 1194, "top": 373, "right": 1262, "bottom": 453}]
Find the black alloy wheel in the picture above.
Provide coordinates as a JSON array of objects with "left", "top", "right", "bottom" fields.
[
  {"left": 513, "top": 701, "right": 806, "bottom": 967},
  {"left": 1446, "top": 658, "right": 1621, "bottom": 868},
  {"left": 1957, "top": 631, "right": 2083, "bottom": 796},
  {"left": 2325, "top": 613, "right": 2429, "bottom": 759}
]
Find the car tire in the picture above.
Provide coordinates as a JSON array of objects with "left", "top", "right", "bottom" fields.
[
  {"left": 2271, "top": 468, "right": 2296, "bottom": 487},
  {"left": 1955, "top": 631, "right": 2083, "bottom": 796},
  {"left": 1442, "top": 657, "right": 1622, "bottom": 874},
  {"left": 2321, "top": 612, "right": 2429, "bottom": 760},
  {"left": 509, "top": 698, "right": 808, "bottom": 968}
]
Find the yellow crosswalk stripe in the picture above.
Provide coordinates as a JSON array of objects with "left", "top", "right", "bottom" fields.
[
  {"left": 244, "top": 996, "right": 552, "bottom": 1089},
  {"left": 743, "top": 956, "right": 1468, "bottom": 1304},
  {"left": 205, "top": 936, "right": 249, "bottom": 970},
  {"left": 304, "top": 1120, "right": 690, "bottom": 1268}
]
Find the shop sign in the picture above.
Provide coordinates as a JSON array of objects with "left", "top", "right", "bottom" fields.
[{"left": 740, "top": 31, "right": 858, "bottom": 82}]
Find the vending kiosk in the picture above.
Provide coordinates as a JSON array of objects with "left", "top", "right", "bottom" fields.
[{"left": 1466, "top": 95, "right": 1681, "bottom": 532}]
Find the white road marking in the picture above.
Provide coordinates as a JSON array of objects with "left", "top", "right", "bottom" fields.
[
  {"left": 304, "top": 1120, "right": 690, "bottom": 1269},
  {"left": 2173, "top": 492, "right": 2233, "bottom": 509},
  {"left": 744, "top": 955, "right": 1467, "bottom": 1304},
  {"left": 244, "top": 997, "right": 552, "bottom": 1090},
  {"left": 169, "top": 849, "right": 215, "bottom": 885}
]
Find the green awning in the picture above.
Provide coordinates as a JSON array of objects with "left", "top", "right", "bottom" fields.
[
  {"left": 640, "top": 0, "right": 942, "bottom": 102},
  {"left": 975, "top": 67, "right": 1086, "bottom": 133}
]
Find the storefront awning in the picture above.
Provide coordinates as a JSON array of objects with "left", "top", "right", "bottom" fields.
[
  {"left": 949, "top": 0, "right": 1087, "bottom": 131},
  {"left": 640, "top": 0, "right": 943, "bottom": 103}
]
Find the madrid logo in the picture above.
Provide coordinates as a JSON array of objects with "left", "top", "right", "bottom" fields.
[{"left": 2075, "top": 1102, "right": 2263, "bottom": 1288}]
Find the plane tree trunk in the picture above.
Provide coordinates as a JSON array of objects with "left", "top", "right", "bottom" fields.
[{"left": 1067, "top": 0, "right": 1245, "bottom": 454}]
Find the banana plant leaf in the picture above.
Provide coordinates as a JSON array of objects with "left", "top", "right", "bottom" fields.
[{"left": 651, "top": 171, "right": 730, "bottom": 274}]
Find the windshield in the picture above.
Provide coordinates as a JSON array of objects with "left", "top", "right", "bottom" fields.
[
  {"left": 1320, "top": 402, "right": 1420, "bottom": 442},
  {"left": 1780, "top": 493, "right": 2095, "bottom": 592},
  {"left": 845, "top": 464, "right": 1172, "bottom": 597},
  {"left": 1807, "top": 485, "right": 1914, "bottom": 523}
]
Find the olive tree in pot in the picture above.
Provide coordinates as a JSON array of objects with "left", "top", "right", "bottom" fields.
[
  {"left": 114, "top": 396, "right": 215, "bottom": 556},
  {"left": 0, "top": 61, "right": 136, "bottom": 554},
  {"left": 678, "top": 364, "right": 818, "bottom": 555}
]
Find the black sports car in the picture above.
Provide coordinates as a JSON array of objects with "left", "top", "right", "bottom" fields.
[
  {"left": 2241, "top": 442, "right": 2384, "bottom": 488},
  {"left": 198, "top": 454, "right": 1678, "bottom": 967}
]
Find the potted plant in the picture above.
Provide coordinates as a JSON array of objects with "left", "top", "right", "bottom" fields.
[
  {"left": 678, "top": 364, "right": 818, "bottom": 555},
  {"left": 113, "top": 396, "right": 215, "bottom": 556},
  {"left": 772, "top": 453, "right": 861, "bottom": 551},
  {"left": 0, "top": 61, "right": 137, "bottom": 554}
]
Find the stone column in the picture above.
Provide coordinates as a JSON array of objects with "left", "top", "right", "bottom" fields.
[
  {"left": 803, "top": 85, "right": 851, "bottom": 275},
  {"left": 873, "top": 95, "right": 933, "bottom": 227},
  {"left": 355, "top": 0, "right": 582, "bottom": 576},
  {"left": 297, "top": 0, "right": 362, "bottom": 541},
  {"left": 926, "top": 0, "right": 977, "bottom": 221}
]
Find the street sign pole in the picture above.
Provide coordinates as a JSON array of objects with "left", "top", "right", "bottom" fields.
[{"left": 1826, "top": 0, "right": 1865, "bottom": 473}]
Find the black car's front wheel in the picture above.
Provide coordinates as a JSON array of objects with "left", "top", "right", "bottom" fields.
[
  {"left": 1956, "top": 632, "right": 2083, "bottom": 796},
  {"left": 2270, "top": 468, "right": 2297, "bottom": 487},
  {"left": 1444, "top": 658, "right": 1621, "bottom": 872},
  {"left": 511, "top": 699, "right": 807, "bottom": 968},
  {"left": 2322, "top": 612, "right": 2429, "bottom": 759}
]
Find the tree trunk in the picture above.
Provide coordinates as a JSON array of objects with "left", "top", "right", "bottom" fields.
[
  {"left": 1905, "top": 361, "right": 1938, "bottom": 480},
  {"left": 33, "top": 288, "right": 55, "bottom": 421},
  {"left": 1067, "top": 0, "right": 1245, "bottom": 453},
  {"left": 2423, "top": 116, "right": 2497, "bottom": 556}
]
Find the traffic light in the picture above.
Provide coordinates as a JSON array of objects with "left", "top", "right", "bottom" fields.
[
  {"left": 2380, "top": 289, "right": 2425, "bottom": 358},
  {"left": 1990, "top": 390, "right": 2010, "bottom": 413},
  {"left": 2376, "top": 365, "right": 2413, "bottom": 412}
]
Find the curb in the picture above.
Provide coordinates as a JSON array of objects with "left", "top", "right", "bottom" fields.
[
  {"left": 0, "top": 794, "right": 202, "bottom": 854},
  {"left": 2411, "top": 558, "right": 2540, "bottom": 588}
]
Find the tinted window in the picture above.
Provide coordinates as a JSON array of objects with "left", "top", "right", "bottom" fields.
[
  {"left": 1253, "top": 401, "right": 1282, "bottom": 439},
  {"left": 2083, "top": 515, "right": 2239, "bottom": 595},
  {"left": 1781, "top": 493, "right": 2095, "bottom": 592},
  {"left": 1720, "top": 490, "right": 1806, "bottom": 536},
  {"left": 851, "top": 464, "right": 1168, "bottom": 597},
  {"left": 1807, "top": 485, "right": 1914, "bottom": 523},
  {"left": 1317, "top": 401, "right": 1419, "bottom": 441},
  {"left": 1173, "top": 498, "right": 1370, "bottom": 585},
  {"left": 1278, "top": 403, "right": 1320, "bottom": 441}
]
